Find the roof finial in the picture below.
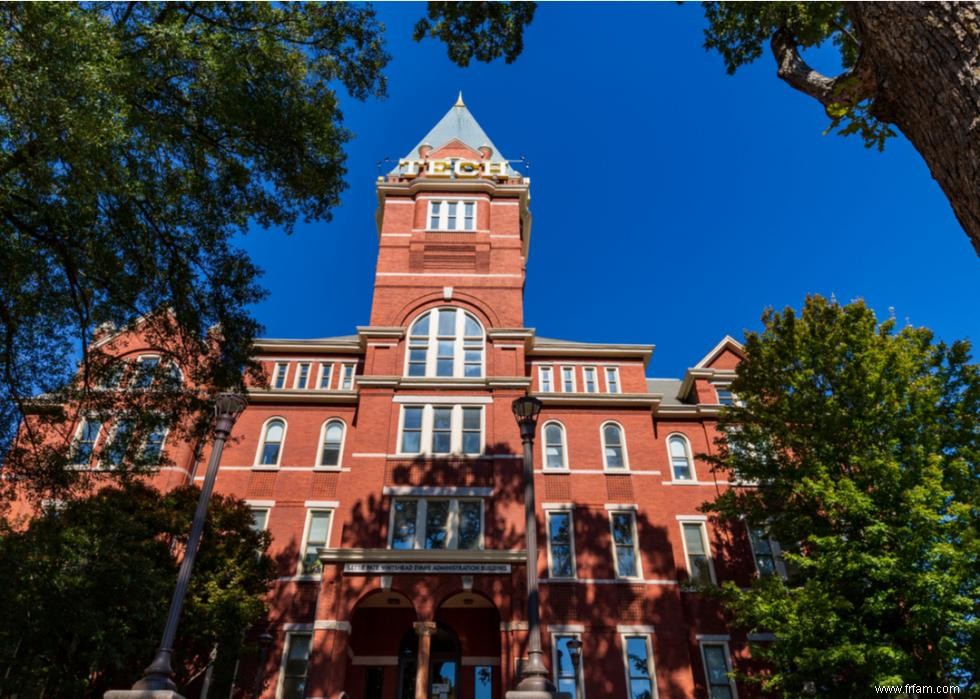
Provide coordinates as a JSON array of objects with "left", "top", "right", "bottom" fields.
[{"left": 454, "top": 91, "right": 465, "bottom": 108}]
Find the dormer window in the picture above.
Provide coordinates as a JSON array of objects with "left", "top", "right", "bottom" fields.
[
  {"left": 427, "top": 200, "right": 476, "bottom": 231},
  {"left": 405, "top": 307, "right": 484, "bottom": 378}
]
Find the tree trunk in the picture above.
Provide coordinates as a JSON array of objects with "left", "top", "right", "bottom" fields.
[{"left": 851, "top": 2, "right": 980, "bottom": 255}]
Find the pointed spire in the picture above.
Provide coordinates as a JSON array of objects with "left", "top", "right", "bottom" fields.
[{"left": 454, "top": 91, "right": 465, "bottom": 108}]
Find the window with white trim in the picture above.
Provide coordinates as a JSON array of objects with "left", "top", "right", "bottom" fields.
[
  {"left": 406, "top": 307, "right": 484, "bottom": 378},
  {"left": 99, "top": 362, "right": 126, "bottom": 389},
  {"left": 602, "top": 422, "right": 628, "bottom": 469},
  {"left": 623, "top": 635, "right": 658, "bottom": 699},
  {"left": 543, "top": 421, "right": 568, "bottom": 470},
  {"left": 318, "top": 419, "right": 345, "bottom": 468},
  {"left": 398, "top": 405, "right": 483, "bottom": 456},
  {"left": 748, "top": 526, "right": 786, "bottom": 579},
  {"left": 389, "top": 498, "right": 483, "bottom": 550},
  {"left": 700, "top": 642, "right": 737, "bottom": 699},
  {"left": 272, "top": 363, "right": 288, "bottom": 389},
  {"left": 279, "top": 632, "right": 312, "bottom": 699},
  {"left": 668, "top": 435, "right": 695, "bottom": 481},
  {"left": 561, "top": 366, "right": 575, "bottom": 392},
  {"left": 250, "top": 508, "right": 269, "bottom": 533},
  {"left": 257, "top": 419, "right": 286, "bottom": 467},
  {"left": 142, "top": 425, "right": 168, "bottom": 462},
  {"left": 339, "top": 363, "right": 355, "bottom": 390},
  {"left": 553, "top": 634, "right": 583, "bottom": 697},
  {"left": 681, "top": 522, "right": 715, "bottom": 584},
  {"left": 318, "top": 362, "right": 332, "bottom": 389},
  {"left": 611, "top": 511, "right": 641, "bottom": 578},
  {"left": 295, "top": 362, "right": 310, "bottom": 389},
  {"left": 301, "top": 510, "right": 332, "bottom": 574},
  {"left": 103, "top": 418, "right": 134, "bottom": 468},
  {"left": 605, "top": 366, "right": 621, "bottom": 394},
  {"left": 70, "top": 418, "right": 103, "bottom": 466},
  {"left": 539, "top": 366, "right": 554, "bottom": 392},
  {"left": 715, "top": 385, "right": 736, "bottom": 406},
  {"left": 427, "top": 200, "right": 476, "bottom": 231},
  {"left": 583, "top": 367, "right": 598, "bottom": 393},
  {"left": 131, "top": 355, "right": 160, "bottom": 388},
  {"left": 547, "top": 511, "right": 575, "bottom": 578}
]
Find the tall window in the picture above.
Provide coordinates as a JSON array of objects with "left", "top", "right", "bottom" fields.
[
  {"left": 250, "top": 508, "right": 269, "bottom": 533},
  {"left": 553, "top": 635, "right": 583, "bottom": 697},
  {"left": 318, "top": 363, "right": 332, "bottom": 389},
  {"left": 611, "top": 511, "right": 640, "bottom": 578},
  {"left": 301, "top": 510, "right": 332, "bottom": 574},
  {"left": 272, "top": 363, "right": 288, "bottom": 389},
  {"left": 543, "top": 422, "right": 568, "bottom": 470},
  {"left": 389, "top": 498, "right": 483, "bottom": 550},
  {"left": 131, "top": 356, "right": 160, "bottom": 388},
  {"left": 700, "top": 642, "right": 736, "bottom": 699},
  {"left": 668, "top": 435, "right": 694, "bottom": 480},
  {"left": 716, "top": 386, "right": 736, "bottom": 406},
  {"left": 71, "top": 418, "right": 102, "bottom": 465},
  {"left": 623, "top": 635, "right": 657, "bottom": 699},
  {"left": 539, "top": 366, "right": 554, "bottom": 392},
  {"left": 398, "top": 405, "right": 483, "bottom": 456},
  {"left": 561, "top": 367, "right": 575, "bottom": 392},
  {"left": 428, "top": 200, "right": 476, "bottom": 231},
  {"left": 681, "top": 522, "right": 715, "bottom": 584},
  {"left": 257, "top": 419, "right": 286, "bottom": 467},
  {"left": 319, "top": 420, "right": 345, "bottom": 467},
  {"left": 547, "top": 511, "right": 575, "bottom": 578},
  {"left": 295, "top": 362, "right": 310, "bottom": 389},
  {"left": 406, "top": 308, "right": 484, "bottom": 378},
  {"left": 748, "top": 526, "right": 784, "bottom": 578},
  {"left": 339, "top": 363, "right": 355, "bottom": 390},
  {"left": 605, "top": 367, "right": 621, "bottom": 394},
  {"left": 602, "top": 422, "right": 627, "bottom": 469},
  {"left": 142, "top": 425, "right": 167, "bottom": 462},
  {"left": 103, "top": 419, "right": 133, "bottom": 467},
  {"left": 583, "top": 367, "right": 597, "bottom": 393},
  {"left": 280, "top": 633, "right": 312, "bottom": 699}
]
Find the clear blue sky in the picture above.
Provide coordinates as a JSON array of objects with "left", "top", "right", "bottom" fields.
[{"left": 239, "top": 3, "right": 979, "bottom": 380}]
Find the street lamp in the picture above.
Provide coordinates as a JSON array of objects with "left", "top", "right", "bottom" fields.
[
  {"left": 106, "top": 392, "right": 247, "bottom": 698},
  {"left": 507, "top": 396, "right": 558, "bottom": 699},
  {"left": 252, "top": 631, "right": 275, "bottom": 698},
  {"left": 565, "top": 639, "right": 583, "bottom": 699}
]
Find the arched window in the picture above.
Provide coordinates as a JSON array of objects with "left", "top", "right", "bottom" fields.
[
  {"left": 668, "top": 434, "right": 694, "bottom": 480},
  {"left": 257, "top": 418, "right": 286, "bottom": 467},
  {"left": 543, "top": 421, "right": 568, "bottom": 470},
  {"left": 405, "top": 307, "right": 484, "bottom": 378},
  {"left": 319, "top": 420, "right": 345, "bottom": 468},
  {"left": 601, "top": 422, "right": 628, "bottom": 470}
]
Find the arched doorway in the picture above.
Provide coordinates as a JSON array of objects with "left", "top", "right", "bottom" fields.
[{"left": 396, "top": 623, "right": 461, "bottom": 699}]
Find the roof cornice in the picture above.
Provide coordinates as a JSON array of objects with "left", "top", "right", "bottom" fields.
[
  {"left": 253, "top": 339, "right": 363, "bottom": 354},
  {"left": 534, "top": 392, "right": 662, "bottom": 409},
  {"left": 246, "top": 388, "right": 359, "bottom": 404}
]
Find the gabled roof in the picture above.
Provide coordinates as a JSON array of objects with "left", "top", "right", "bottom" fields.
[
  {"left": 390, "top": 94, "right": 520, "bottom": 176},
  {"left": 693, "top": 335, "right": 745, "bottom": 369}
]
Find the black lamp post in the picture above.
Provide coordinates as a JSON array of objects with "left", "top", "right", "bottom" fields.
[
  {"left": 507, "top": 396, "right": 558, "bottom": 699},
  {"left": 107, "top": 392, "right": 247, "bottom": 698},
  {"left": 565, "top": 639, "right": 583, "bottom": 699},
  {"left": 252, "top": 631, "right": 274, "bottom": 698}
]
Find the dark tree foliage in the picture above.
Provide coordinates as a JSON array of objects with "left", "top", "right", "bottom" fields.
[
  {"left": 702, "top": 296, "right": 980, "bottom": 696},
  {"left": 0, "top": 2, "right": 535, "bottom": 504},
  {"left": 0, "top": 482, "right": 275, "bottom": 697},
  {"left": 414, "top": 1, "right": 536, "bottom": 67}
]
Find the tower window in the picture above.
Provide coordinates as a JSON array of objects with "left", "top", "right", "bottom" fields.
[
  {"left": 601, "top": 422, "right": 628, "bottom": 470},
  {"left": 668, "top": 434, "right": 695, "bottom": 481},
  {"left": 427, "top": 200, "right": 477, "bottom": 231},
  {"left": 405, "top": 307, "right": 484, "bottom": 378},
  {"left": 398, "top": 405, "right": 484, "bottom": 456}
]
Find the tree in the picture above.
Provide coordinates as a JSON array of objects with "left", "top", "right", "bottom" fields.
[
  {"left": 0, "top": 481, "right": 275, "bottom": 697},
  {"left": 702, "top": 296, "right": 979, "bottom": 696},
  {"left": 0, "top": 2, "right": 535, "bottom": 503},
  {"left": 702, "top": 3, "right": 980, "bottom": 255}
]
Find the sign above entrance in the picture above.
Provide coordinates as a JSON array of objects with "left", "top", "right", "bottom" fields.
[{"left": 343, "top": 562, "right": 511, "bottom": 575}]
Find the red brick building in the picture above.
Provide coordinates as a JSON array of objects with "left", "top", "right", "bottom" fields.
[{"left": 48, "top": 97, "right": 775, "bottom": 699}]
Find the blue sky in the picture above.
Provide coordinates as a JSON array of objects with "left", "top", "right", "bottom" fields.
[{"left": 240, "top": 3, "right": 979, "bottom": 380}]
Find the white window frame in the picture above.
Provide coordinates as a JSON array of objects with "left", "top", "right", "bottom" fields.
[
  {"left": 140, "top": 424, "right": 169, "bottom": 464},
  {"left": 272, "top": 362, "right": 289, "bottom": 389},
  {"left": 604, "top": 366, "right": 621, "bottom": 394},
  {"left": 249, "top": 507, "right": 270, "bottom": 532},
  {"left": 560, "top": 366, "right": 576, "bottom": 393},
  {"left": 316, "top": 419, "right": 346, "bottom": 470},
  {"left": 712, "top": 382, "right": 739, "bottom": 407},
  {"left": 609, "top": 510, "right": 642, "bottom": 580},
  {"left": 539, "top": 366, "right": 554, "bottom": 393},
  {"left": 254, "top": 417, "right": 288, "bottom": 469},
  {"left": 620, "top": 634, "right": 658, "bottom": 699},
  {"left": 396, "top": 405, "right": 484, "bottom": 457},
  {"left": 387, "top": 497, "right": 485, "bottom": 550},
  {"left": 69, "top": 416, "right": 103, "bottom": 467},
  {"left": 541, "top": 420, "right": 569, "bottom": 471},
  {"left": 583, "top": 366, "right": 598, "bottom": 393},
  {"left": 317, "top": 362, "right": 333, "bottom": 390},
  {"left": 546, "top": 509, "right": 576, "bottom": 579},
  {"left": 746, "top": 523, "right": 787, "bottom": 579},
  {"left": 404, "top": 307, "right": 486, "bottom": 379},
  {"left": 426, "top": 199, "right": 477, "bottom": 231},
  {"left": 600, "top": 421, "right": 629, "bottom": 471},
  {"left": 678, "top": 519, "right": 717, "bottom": 585},
  {"left": 667, "top": 433, "right": 696, "bottom": 482},
  {"left": 277, "top": 631, "right": 313, "bottom": 699},
  {"left": 294, "top": 362, "right": 311, "bottom": 389},
  {"left": 551, "top": 633, "right": 585, "bottom": 698},
  {"left": 699, "top": 639, "right": 738, "bottom": 699},
  {"left": 339, "top": 363, "right": 356, "bottom": 390},
  {"left": 101, "top": 417, "right": 135, "bottom": 469},
  {"left": 131, "top": 354, "right": 161, "bottom": 389},
  {"left": 299, "top": 508, "right": 334, "bottom": 576}
]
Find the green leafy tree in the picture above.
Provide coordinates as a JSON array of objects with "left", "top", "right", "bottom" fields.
[
  {"left": 702, "top": 3, "right": 980, "bottom": 254},
  {"left": 702, "top": 296, "right": 979, "bottom": 696},
  {"left": 0, "top": 482, "right": 275, "bottom": 697},
  {"left": 0, "top": 1, "right": 535, "bottom": 503}
]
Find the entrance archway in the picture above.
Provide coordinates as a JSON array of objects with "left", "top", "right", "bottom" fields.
[
  {"left": 396, "top": 623, "right": 461, "bottom": 699},
  {"left": 434, "top": 592, "right": 502, "bottom": 699}
]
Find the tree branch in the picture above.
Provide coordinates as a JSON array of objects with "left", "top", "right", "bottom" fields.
[{"left": 771, "top": 27, "right": 875, "bottom": 109}]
